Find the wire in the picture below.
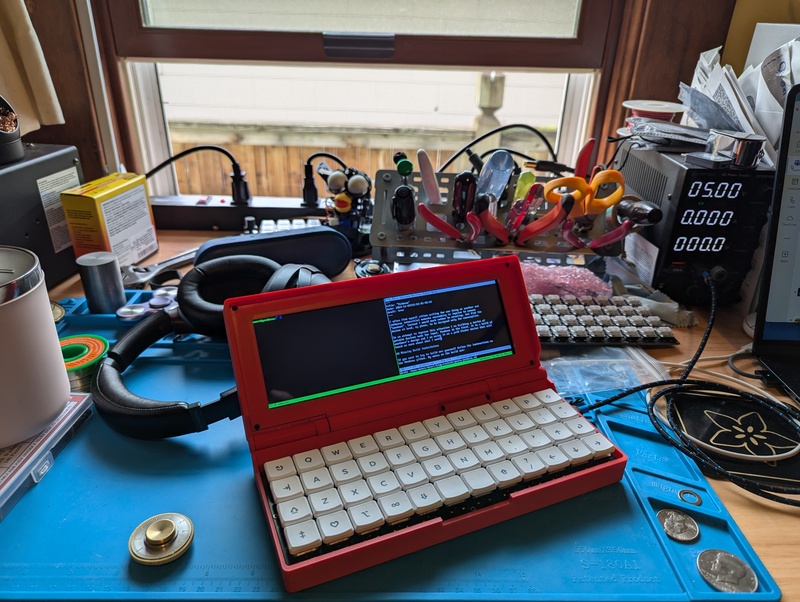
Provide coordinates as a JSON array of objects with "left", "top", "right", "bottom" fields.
[
  {"left": 578, "top": 274, "right": 800, "bottom": 507},
  {"left": 145, "top": 144, "right": 236, "bottom": 179},
  {"left": 437, "top": 123, "right": 558, "bottom": 173},
  {"left": 305, "top": 152, "right": 347, "bottom": 170}
]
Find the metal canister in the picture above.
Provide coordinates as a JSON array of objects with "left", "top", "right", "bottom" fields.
[
  {"left": 706, "top": 129, "right": 766, "bottom": 168},
  {"left": 0, "top": 247, "right": 70, "bottom": 448}
]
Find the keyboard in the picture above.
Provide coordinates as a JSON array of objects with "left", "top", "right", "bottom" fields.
[
  {"left": 261, "top": 387, "right": 625, "bottom": 587},
  {"left": 530, "top": 293, "right": 679, "bottom": 347}
]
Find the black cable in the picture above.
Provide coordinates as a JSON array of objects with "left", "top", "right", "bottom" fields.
[
  {"left": 305, "top": 152, "right": 347, "bottom": 170},
  {"left": 727, "top": 351, "right": 761, "bottom": 379},
  {"left": 578, "top": 274, "right": 800, "bottom": 507},
  {"left": 437, "top": 123, "right": 558, "bottom": 173},
  {"left": 477, "top": 147, "right": 573, "bottom": 176},
  {"left": 145, "top": 144, "right": 251, "bottom": 205}
]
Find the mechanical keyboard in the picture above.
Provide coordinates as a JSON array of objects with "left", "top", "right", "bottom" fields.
[
  {"left": 262, "top": 388, "right": 624, "bottom": 576},
  {"left": 530, "top": 293, "right": 679, "bottom": 347}
]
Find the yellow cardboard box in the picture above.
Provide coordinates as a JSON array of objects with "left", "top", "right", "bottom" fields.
[{"left": 61, "top": 172, "right": 158, "bottom": 266}]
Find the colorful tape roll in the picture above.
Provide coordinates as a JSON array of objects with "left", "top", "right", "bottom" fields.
[{"left": 60, "top": 334, "right": 109, "bottom": 392}]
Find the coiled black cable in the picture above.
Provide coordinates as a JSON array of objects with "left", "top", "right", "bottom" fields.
[{"left": 578, "top": 272, "right": 800, "bottom": 506}]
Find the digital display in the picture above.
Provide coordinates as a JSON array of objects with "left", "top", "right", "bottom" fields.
[{"left": 252, "top": 280, "right": 513, "bottom": 409}]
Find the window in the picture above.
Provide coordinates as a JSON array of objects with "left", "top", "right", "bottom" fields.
[{"left": 100, "top": 0, "right": 616, "bottom": 201}]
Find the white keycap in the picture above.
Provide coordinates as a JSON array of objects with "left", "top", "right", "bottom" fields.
[
  {"left": 385, "top": 444, "right": 416, "bottom": 469},
  {"left": 459, "top": 424, "right": 490, "bottom": 445},
  {"left": 470, "top": 404, "right": 500, "bottom": 422},
  {"left": 497, "top": 435, "right": 528, "bottom": 457},
  {"left": 293, "top": 449, "right": 325, "bottom": 472},
  {"left": 367, "top": 471, "right": 402, "bottom": 496},
  {"left": 435, "top": 431, "right": 467, "bottom": 453},
  {"left": 285, "top": 519, "right": 321, "bottom": 556},
  {"left": 339, "top": 479, "right": 372, "bottom": 508},
  {"left": 491, "top": 399, "right": 521, "bottom": 417},
  {"left": 512, "top": 393, "right": 542, "bottom": 411},
  {"left": 271, "top": 475, "right": 304, "bottom": 503},
  {"left": 434, "top": 475, "right": 471, "bottom": 505},
  {"left": 528, "top": 407, "right": 558, "bottom": 426},
  {"left": 484, "top": 418, "right": 513, "bottom": 439},
  {"left": 559, "top": 440, "right": 593, "bottom": 465},
  {"left": 396, "top": 462, "right": 428, "bottom": 488},
  {"left": 377, "top": 491, "right": 415, "bottom": 523},
  {"left": 399, "top": 421, "right": 429, "bottom": 443},
  {"left": 374, "top": 427, "right": 404, "bottom": 450},
  {"left": 446, "top": 409, "right": 477, "bottom": 429},
  {"left": 422, "top": 456, "right": 456, "bottom": 480},
  {"left": 308, "top": 487, "right": 344, "bottom": 516},
  {"left": 406, "top": 483, "right": 444, "bottom": 514},
  {"left": 358, "top": 452, "right": 390, "bottom": 477},
  {"left": 511, "top": 452, "right": 548, "bottom": 479},
  {"left": 472, "top": 441, "right": 506, "bottom": 465},
  {"left": 348, "top": 434, "right": 379, "bottom": 457},
  {"left": 581, "top": 433, "right": 615, "bottom": 457},
  {"left": 521, "top": 429, "right": 552, "bottom": 450},
  {"left": 549, "top": 402, "right": 579, "bottom": 420},
  {"left": 487, "top": 460, "right": 523, "bottom": 488},
  {"left": 317, "top": 509, "right": 354, "bottom": 544},
  {"left": 300, "top": 467, "right": 333, "bottom": 493},
  {"left": 410, "top": 438, "right": 441, "bottom": 461},
  {"left": 423, "top": 416, "right": 453, "bottom": 435},
  {"left": 276, "top": 496, "right": 312, "bottom": 526},
  {"left": 565, "top": 416, "right": 596, "bottom": 436},
  {"left": 329, "top": 459, "right": 362, "bottom": 486},
  {"left": 461, "top": 468, "right": 497, "bottom": 496},
  {"left": 347, "top": 500, "right": 385, "bottom": 533},
  {"left": 506, "top": 413, "right": 536, "bottom": 433},
  {"left": 534, "top": 388, "right": 562, "bottom": 405},
  {"left": 447, "top": 448, "right": 481, "bottom": 473},
  {"left": 536, "top": 446, "right": 571, "bottom": 471},
  {"left": 542, "top": 423, "right": 574, "bottom": 444},
  {"left": 321, "top": 442, "right": 353, "bottom": 464},
  {"left": 264, "top": 456, "right": 296, "bottom": 482}
]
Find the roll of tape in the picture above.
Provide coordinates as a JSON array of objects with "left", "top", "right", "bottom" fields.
[{"left": 60, "top": 334, "right": 109, "bottom": 392}]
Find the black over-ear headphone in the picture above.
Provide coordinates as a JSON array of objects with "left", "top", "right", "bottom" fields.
[{"left": 91, "top": 255, "right": 330, "bottom": 439}]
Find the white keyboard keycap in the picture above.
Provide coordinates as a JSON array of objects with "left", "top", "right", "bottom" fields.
[
  {"left": 271, "top": 475, "right": 304, "bottom": 503},
  {"left": 377, "top": 491, "right": 415, "bottom": 523},
  {"left": 300, "top": 467, "right": 333, "bottom": 493},
  {"left": 520, "top": 429, "right": 552, "bottom": 450},
  {"left": 484, "top": 418, "right": 513, "bottom": 439},
  {"left": 276, "top": 496, "right": 313, "bottom": 526},
  {"left": 470, "top": 404, "right": 500, "bottom": 422},
  {"left": 491, "top": 399, "right": 521, "bottom": 417},
  {"left": 487, "top": 460, "right": 523, "bottom": 488},
  {"left": 410, "top": 438, "right": 441, "bottom": 461},
  {"left": 329, "top": 459, "right": 362, "bottom": 486},
  {"left": 566, "top": 416, "right": 596, "bottom": 437},
  {"left": 459, "top": 424, "right": 491, "bottom": 445},
  {"left": 549, "top": 402, "right": 579, "bottom": 420},
  {"left": 396, "top": 462, "right": 428, "bottom": 488},
  {"left": 447, "top": 409, "right": 477, "bottom": 429},
  {"left": 293, "top": 449, "right": 325, "bottom": 472},
  {"left": 348, "top": 434, "right": 380, "bottom": 458},
  {"left": 348, "top": 500, "right": 385, "bottom": 533},
  {"left": 581, "top": 433, "right": 616, "bottom": 457},
  {"left": 285, "top": 519, "right": 321, "bottom": 556},
  {"left": 512, "top": 393, "right": 542, "bottom": 411},
  {"left": 374, "top": 428, "right": 404, "bottom": 450},
  {"left": 317, "top": 510, "right": 354, "bottom": 544},
  {"left": 536, "top": 446, "right": 571, "bottom": 472},
  {"left": 497, "top": 435, "right": 528, "bottom": 457},
  {"left": 434, "top": 475, "right": 471, "bottom": 505},
  {"left": 511, "top": 452, "right": 548, "bottom": 479},
  {"left": 407, "top": 483, "right": 443, "bottom": 514},
  {"left": 422, "top": 456, "right": 456, "bottom": 480},
  {"left": 422, "top": 416, "right": 453, "bottom": 435},
  {"left": 461, "top": 468, "right": 497, "bottom": 496},
  {"left": 542, "top": 423, "right": 574, "bottom": 444},
  {"left": 358, "top": 452, "right": 390, "bottom": 477},
  {"left": 435, "top": 431, "right": 467, "bottom": 453},
  {"left": 399, "top": 421, "right": 429, "bottom": 442},
  {"left": 367, "top": 471, "right": 402, "bottom": 496},
  {"left": 264, "top": 456, "right": 296, "bottom": 482},
  {"left": 447, "top": 448, "right": 481, "bottom": 473},
  {"left": 506, "top": 413, "right": 536, "bottom": 433},
  {"left": 559, "top": 440, "right": 594, "bottom": 465},
  {"left": 385, "top": 444, "right": 416, "bottom": 469},
  {"left": 321, "top": 442, "right": 353, "bottom": 464},
  {"left": 528, "top": 407, "right": 558, "bottom": 426},
  {"left": 308, "top": 488, "right": 344, "bottom": 516},
  {"left": 339, "top": 479, "right": 372, "bottom": 508},
  {"left": 534, "top": 388, "right": 562, "bottom": 405},
  {"left": 472, "top": 441, "right": 506, "bottom": 465}
]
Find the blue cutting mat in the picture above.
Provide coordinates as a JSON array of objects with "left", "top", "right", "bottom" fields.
[{"left": 0, "top": 293, "right": 780, "bottom": 601}]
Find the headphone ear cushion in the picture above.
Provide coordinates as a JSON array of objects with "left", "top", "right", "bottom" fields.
[
  {"left": 177, "top": 254, "right": 282, "bottom": 337},
  {"left": 263, "top": 263, "right": 331, "bottom": 292}
]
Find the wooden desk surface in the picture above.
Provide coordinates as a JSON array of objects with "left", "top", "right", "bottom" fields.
[{"left": 49, "top": 231, "right": 800, "bottom": 600}]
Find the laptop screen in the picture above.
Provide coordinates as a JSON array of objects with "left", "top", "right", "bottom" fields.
[
  {"left": 252, "top": 280, "right": 514, "bottom": 409},
  {"left": 756, "top": 84, "right": 800, "bottom": 347}
]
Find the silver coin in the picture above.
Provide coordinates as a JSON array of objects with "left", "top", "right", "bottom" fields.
[
  {"left": 697, "top": 549, "right": 758, "bottom": 593},
  {"left": 657, "top": 508, "right": 699, "bottom": 542}
]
